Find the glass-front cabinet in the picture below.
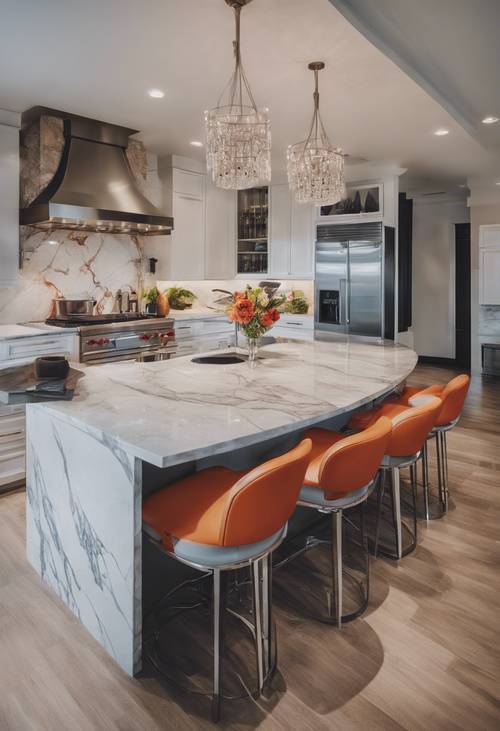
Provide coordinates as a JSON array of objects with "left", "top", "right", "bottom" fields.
[{"left": 237, "top": 186, "right": 269, "bottom": 274}]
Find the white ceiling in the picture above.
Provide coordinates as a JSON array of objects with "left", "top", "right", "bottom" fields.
[
  {"left": 330, "top": 0, "right": 500, "bottom": 150},
  {"left": 0, "top": 0, "right": 493, "bottom": 184}
]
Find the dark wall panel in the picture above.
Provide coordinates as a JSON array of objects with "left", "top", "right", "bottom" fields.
[{"left": 398, "top": 192, "right": 413, "bottom": 332}]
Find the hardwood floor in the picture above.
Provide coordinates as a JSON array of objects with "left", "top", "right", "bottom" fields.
[{"left": 0, "top": 365, "right": 499, "bottom": 730}]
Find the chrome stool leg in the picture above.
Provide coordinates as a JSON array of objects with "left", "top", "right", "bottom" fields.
[
  {"left": 374, "top": 470, "right": 386, "bottom": 558},
  {"left": 422, "top": 442, "right": 430, "bottom": 521},
  {"left": 435, "top": 431, "right": 445, "bottom": 510},
  {"left": 212, "top": 568, "right": 222, "bottom": 723},
  {"left": 261, "top": 553, "right": 274, "bottom": 677},
  {"left": 371, "top": 460, "right": 418, "bottom": 560},
  {"left": 251, "top": 559, "right": 264, "bottom": 694},
  {"left": 441, "top": 431, "right": 449, "bottom": 513},
  {"left": 331, "top": 510, "right": 343, "bottom": 628},
  {"left": 392, "top": 467, "right": 403, "bottom": 560}
]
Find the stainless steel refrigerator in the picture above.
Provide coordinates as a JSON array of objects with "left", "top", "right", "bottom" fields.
[{"left": 314, "top": 221, "right": 387, "bottom": 338}]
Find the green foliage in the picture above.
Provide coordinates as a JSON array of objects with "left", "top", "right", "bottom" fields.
[
  {"left": 166, "top": 287, "right": 197, "bottom": 308},
  {"left": 142, "top": 286, "right": 159, "bottom": 305}
]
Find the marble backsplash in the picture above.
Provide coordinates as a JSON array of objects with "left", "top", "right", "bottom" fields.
[
  {"left": 479, "top": 305, "right": 500, "bottom": 336},
  {"left": 0, "top": 228, "right": 154, "bottom": 324}
]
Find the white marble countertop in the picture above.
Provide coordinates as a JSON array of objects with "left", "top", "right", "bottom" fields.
[
  {"left": 20, "top": 321, "right": 81, "bottom": 333},
  {"left": 28, "top": 339, "right": 417, "bottom": 468},
  {"left": 0, "top": 324, "right": 74, "bottom": 339},
  {"left": 169, "top": 308, "right": 226, "bottom": 321}
]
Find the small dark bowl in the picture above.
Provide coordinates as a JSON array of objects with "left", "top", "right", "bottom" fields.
[{"left": 35, "top": 356, "right": 70, "bottom": 380}]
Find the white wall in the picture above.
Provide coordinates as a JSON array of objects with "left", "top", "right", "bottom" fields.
[
  {"left": 469, "top": 202, "right": 500, "bottom": 372},
  {"left": 412, "top": 196, "right": 469, "bottom": 358},
  {"left": 0, "top": 111, "right": 21, "bottom": 288}
]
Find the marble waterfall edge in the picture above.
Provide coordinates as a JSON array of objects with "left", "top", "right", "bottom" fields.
[{"left": 26, "top": 405, "right": 142, "bottom": 676}]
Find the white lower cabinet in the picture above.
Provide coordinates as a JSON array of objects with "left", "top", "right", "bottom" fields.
[
  {"left": 272, "top": 314, "right": 314, "bottom": 341},
  {"left": 172, "top": 314, "right": 313, "bottom": 357},
  {"left": 172, "top": 317, "right": 235, "bottom": 357},
  {"left": 0, "top": 331, "right": 76, "bottom": 491},
  {"left": 0, "top": 406, "right": 25, "bottom": 489}
]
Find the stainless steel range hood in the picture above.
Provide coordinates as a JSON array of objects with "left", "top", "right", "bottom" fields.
[{"left": 20, "top": 107, "right": 173, "bottom": 236}]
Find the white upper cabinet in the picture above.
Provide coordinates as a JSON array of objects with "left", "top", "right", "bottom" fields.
[
  {"left": 170, "top": 168, "right": 205, "bottom": 281},
  {"left": 269, "top": 184, "right": 291, "bottom": 276},
  {"left": 479, "top": 225, "right": 500, "bottom": 305},
  {"left": 160, "top": 157, "right": 314, "bottom": 281},
  {"left": 171, "top": 191, "right": 205, "bottom": 280},
  {"left": 160, "top": 158, "right": 237, "bottom": 281},
  {"left": 269, "top": 183, "right": 314, "bottom": 278},
  {"left": 205, "top": 180, "right": 236, "bottom": 279},
  {"left": 0, "top": 118, "right": 20, "bottom": 288},
  {"left": 290, "top": 198, "right": 314, "bottom": 277}
]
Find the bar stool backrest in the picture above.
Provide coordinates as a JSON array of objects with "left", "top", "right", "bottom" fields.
[
  {"left": 388, "top": 396, "right": 442, "bottom": 456},
  {"left": 221, "top": 438, "right": 312, "bottom": 547},
  {"left": 319, "top": 416, "right": 392, "bottom": 500},
  {"left": 436, "top": 374, "right": 470, "bottom": 426}
]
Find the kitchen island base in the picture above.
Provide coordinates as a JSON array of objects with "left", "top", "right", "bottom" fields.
[{"left": 25, "top": 339, "right": 417, "bottom": 676}]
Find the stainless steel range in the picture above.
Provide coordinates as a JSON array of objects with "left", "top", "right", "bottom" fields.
[{"left": 46, "top": 313, "right": 176, "bottom": 364}]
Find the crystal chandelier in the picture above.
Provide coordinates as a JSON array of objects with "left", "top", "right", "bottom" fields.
[
  {"left": 287, "top": 62, "right": 345, "bottom": 205},
  {"left": 205, "top": 0, "right": 271, "bottom": 190}
]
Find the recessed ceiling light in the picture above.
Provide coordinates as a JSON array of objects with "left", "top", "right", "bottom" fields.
[
  {"left": 434, "top": 128, "right": 450, "bottom": 136},
  {"left": 190, "top": 140, "right": 203, "bottom": 147},
  {"left": 495, "top": 181, "right": 500, "bottom": 186},
  {"left": 148, "top": 89, "right": 164, "bottom": 99},
  {"left": 482, "top": 115, "right": 499, "bottom": 124}
]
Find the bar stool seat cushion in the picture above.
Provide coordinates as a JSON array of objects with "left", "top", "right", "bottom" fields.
[
  {"left": 162, "top": 527, "right": 287, "bottom": 568},
  {"left": 348, "top": 402, "right": 407, "bottom": 431},
  {"left": 299, "top": 482, "right": 372, "bottom": 509},
  {"left": 380, "top": 453, "right": 418, "bottom": 468},
  {"left": 397, "top": 384, "right": 443, "bottom": 405},
  {"left": 143, "top": 466, "right": 247, "bottom": 552},
  {"left": 303, "top": 429, "right": 345, "bottom": 485},
  {"left": 390, "top": 375, "right": 470, "bottom": 427},
  {"left": 301, "top": 420, "right": 392, "bottom": 499}
]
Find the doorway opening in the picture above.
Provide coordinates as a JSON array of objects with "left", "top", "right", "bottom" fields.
[{"left": 455, "top": 222, "right": 471, "bottom": 370}]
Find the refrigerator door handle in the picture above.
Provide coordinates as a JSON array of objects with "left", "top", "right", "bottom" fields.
[
  {"left": 346, "top": 249, "right": 351, "bottom": 325},
  {"left": 340, "top": 278, "right": 347, "bottom": 324}
]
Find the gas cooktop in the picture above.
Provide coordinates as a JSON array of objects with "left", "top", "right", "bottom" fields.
[{"left": 46, "top": 313, "right": 153, "bottom": 327}]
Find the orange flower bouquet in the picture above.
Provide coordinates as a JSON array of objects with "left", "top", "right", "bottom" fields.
[{"left": 226, "top": 285, "right": 285, "bottom": 360}]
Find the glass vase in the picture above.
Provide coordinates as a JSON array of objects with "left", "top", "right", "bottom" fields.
[{"left": 247, "top": 337, "right": 259, "bottom": 364}]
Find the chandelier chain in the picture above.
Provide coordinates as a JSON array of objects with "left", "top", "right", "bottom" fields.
[
  {"left": 205, "top": 0, "right": 271, "bottom": 189},
  {"left": 287, "top": 61, "right": 345, "bottom": 205}
]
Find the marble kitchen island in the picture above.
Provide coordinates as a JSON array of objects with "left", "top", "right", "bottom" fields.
[{"left": 25, "top": 339, "right": 417, "bottom": 676}]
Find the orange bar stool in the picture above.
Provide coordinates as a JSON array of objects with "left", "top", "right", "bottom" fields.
[
  {"left": 350, "top": 396, "right": 442, "bottom": 559},
  {"left": 142, "top": 438, "right": 311, "bottom": 722},
  {"left": 277, "top": 417, "right": 392, "bottom": 627},
  {"left": 394, "top": 374, "right": 470, "bottom": 516}
]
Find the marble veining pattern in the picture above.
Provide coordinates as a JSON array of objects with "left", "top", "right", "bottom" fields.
[
  {"left": 0, "top": 229, "right": 151, "bottom": 325},
  {"left": 34, "top": 339, "right": 417, "bottom": 468},
  {"left": 26, "top": 406, "right": 142, "bottom": 676}
]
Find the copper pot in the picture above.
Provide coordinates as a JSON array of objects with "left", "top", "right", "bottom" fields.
[{"left": 156, "top": 292, "right": 170, "bottom": 318}]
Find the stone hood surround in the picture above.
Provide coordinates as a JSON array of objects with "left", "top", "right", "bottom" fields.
[{"left": 28, "top": 339, "right": 418, "bottom": 468}]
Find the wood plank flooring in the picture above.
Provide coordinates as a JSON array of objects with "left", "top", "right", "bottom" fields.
[{"left": 0, "top": 365, "right": 499, "bottom": 730}]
